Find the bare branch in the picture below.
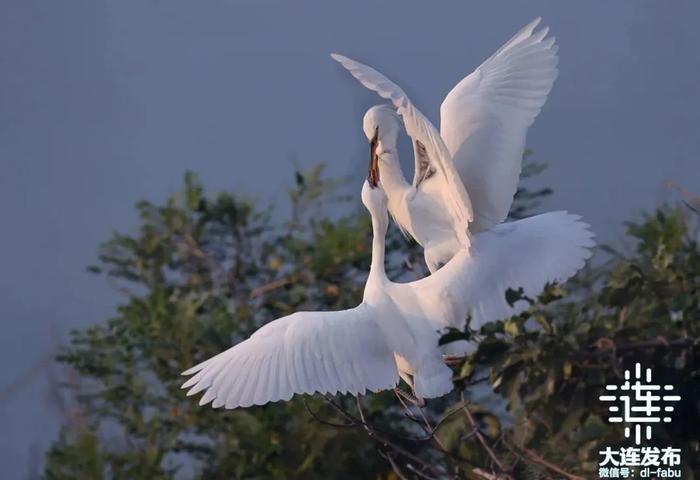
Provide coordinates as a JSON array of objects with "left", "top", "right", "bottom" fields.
[
  {"left": 460, "top": 393, "right": 513, "bottom": 479},
  {"left": 405, "top": 462, "right": 443, "bottom": 480},
  {"left": 473, "top": 468, "right": 510, "bottom": 480},
  {"left": 249, "top": 276, "right": 293, "bottom": 298},
  {"left": 573, "top": 336, "right": 695, "bottom": 359},
  {"left": 378, "top": 450, "right": 411, "bottom": 480},
  {"left": 522, "top": 448, "right": 586, "bottom": 480},
  {"left": 316, "top": 396, "right": 444, "bottom": 477},
  {"left": 303, "top": 400, "right": 356, "bottom": 428},
  {"left": 0, "top": 353, "right": 51, "bottom": 403}
]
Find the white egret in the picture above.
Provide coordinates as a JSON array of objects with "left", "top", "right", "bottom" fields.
[
  {"left": 332, "top": 17, "right": 559, "bottom": 272},
  {"left": 181, "top": 178, "right": 594, "bottom": 409}
]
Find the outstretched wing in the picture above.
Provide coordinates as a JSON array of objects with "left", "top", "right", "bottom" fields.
[
  {"left": 414, "top": 212, "right": 594, "bottom": 331},
  {"left": 440, "top": 18, "right": 558, "bottom": 232},
  {"left": 181, "top": 306, "right": 398, "bottom": 409},
  {"left": 332, "top": 53, "right": 473, "bottom": 249}
]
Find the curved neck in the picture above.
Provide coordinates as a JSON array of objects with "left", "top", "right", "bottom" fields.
[
  {"left": 378, "top": 147, "right": 411, "bottom": 199},
  {"left": 368, "top": 206, "right": 389, "bottom": 282}
]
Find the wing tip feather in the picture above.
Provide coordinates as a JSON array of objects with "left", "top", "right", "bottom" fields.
[{"left": 181, "top": 366, "right": 200, "bottom": 376}]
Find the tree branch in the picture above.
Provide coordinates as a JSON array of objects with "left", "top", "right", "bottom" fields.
[
  {"left": 573, "top": 336, "right": 695, "bottom": 359},
  {"left": 312, "top": 396, "right": 444, "bottom": 478},
  {"left": 249, "top": 276, "right": 293, "bottom": 298},
  {"left": 460, "top": 393, "right": 513, "bottom": 479},
  {"left": 522, "top": 448, "right": 585, "bottom": 480},
  {"left": 378, "top": 450, "right": 411, "bottom": 480}
]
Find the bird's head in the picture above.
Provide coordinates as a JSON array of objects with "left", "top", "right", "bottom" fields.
[{"left": 363, "top": 105, "right": 400, "bottom": 188}]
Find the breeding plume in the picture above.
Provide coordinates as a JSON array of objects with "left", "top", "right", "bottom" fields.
[
  {"left": 182, "top": 179, "right": 594, "bottom": 409},
  {"left": 332, "top": 18, "right": 558, "bottom": 271}
]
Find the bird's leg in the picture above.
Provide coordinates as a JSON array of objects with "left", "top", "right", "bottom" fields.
[
  {"left": 441, "top": 340, "right": 476, "bottom": 366},
  {"left": 394, "top": 371, "right": 425, "bottom": 407},
  {"left": 394, "top": 387, "right": 425, "bottom": 407},
  {"left": 442, "top": 354, "right": 467, "bottom": 366}
]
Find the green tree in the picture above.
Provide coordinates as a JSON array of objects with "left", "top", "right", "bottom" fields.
[
  {"left": 44, "top": 163, "right": 700, "bottom": 479},
  {"left": 44, "top": 165, "right": 421, "bottom": 480}
]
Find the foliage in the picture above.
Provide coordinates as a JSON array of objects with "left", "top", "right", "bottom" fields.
[
  {"left": 44, "top": 164, "right": 419, "bottom": 480},
  {"left": 440, "top": 207, "right": 700, "bottom": 478},
  {"left": 43, "top": 161, "right": 700, "bottom": 479}
]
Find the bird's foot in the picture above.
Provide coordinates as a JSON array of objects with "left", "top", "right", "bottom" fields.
[{"left": 394, "top": 387, "right": 425, "bottom": 407}]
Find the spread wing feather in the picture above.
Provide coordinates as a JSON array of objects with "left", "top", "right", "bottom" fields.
[
  {"left": 182, "top": 306, "right": 398, "bottom": 409},
  {"left": 440, "top": 18, "right": 559, "bottom": 232},
  {"left": 331, "top": 53, "right": 473, "bottom": 249},
  {"left": 414, "top": 211, "right": 594, "bottom": 331}
]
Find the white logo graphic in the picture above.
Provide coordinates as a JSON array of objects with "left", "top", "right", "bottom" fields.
[{"left": 599, "top": 363, "right": 681, "bottom": 445}]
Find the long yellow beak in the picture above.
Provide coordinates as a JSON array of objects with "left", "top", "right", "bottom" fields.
[{"left": 368, "top": 127, "right": 379, "bottom": 188}]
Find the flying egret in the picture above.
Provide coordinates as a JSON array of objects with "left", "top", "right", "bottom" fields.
[
  {"left": 332, "top": 17, "right": 559, "bottom": 272},
  {"left": 181, "top": 181, "right": 594, "bottom": 409}
]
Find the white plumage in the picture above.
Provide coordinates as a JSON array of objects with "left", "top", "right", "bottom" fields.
[
  {"left": 182, "top": 182, "right": 594, "bottom": 408},
  {"left": 182, "top": 17, "right": 595, "bottom": 409},
  {"left": 332, "top": 17, "right": 559, "bottom": 270},
  {"left": 412, "top": 211, "right": 594, "bottom": 333},
  {"left": 330, "top": 54, "right": 473, "bottom": 251},
  {"left": 441, "top": 17, "right": 558, "bottom": 232},
  {"left": 182, "top": 182, "right": 451, "bottom": 408},
  {"left": 182, "top": 307, "right": 398, "bottom": 408}
]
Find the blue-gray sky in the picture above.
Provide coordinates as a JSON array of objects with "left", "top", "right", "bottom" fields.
[{"left": 1, "top": 1, "right": 699, "bottom": 477}]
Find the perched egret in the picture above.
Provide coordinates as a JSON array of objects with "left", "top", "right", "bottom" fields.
[
  {"left": 332, "top": 18, "right": 558, "bottom": 272},
  {"left": 182, "top": 177, "right": 594, "bottom": 409}
]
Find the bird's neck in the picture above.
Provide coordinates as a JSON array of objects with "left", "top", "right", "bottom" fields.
[
  {"left": 378, "top": 149, "right": 411, "bottom": 202},
  {"left": 367, "top": 207, "right": 389, "bottom": 285}
]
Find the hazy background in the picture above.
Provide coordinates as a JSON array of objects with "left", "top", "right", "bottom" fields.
[{"left": 1, "top": 1, "right": 698, "bottom": 477}]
